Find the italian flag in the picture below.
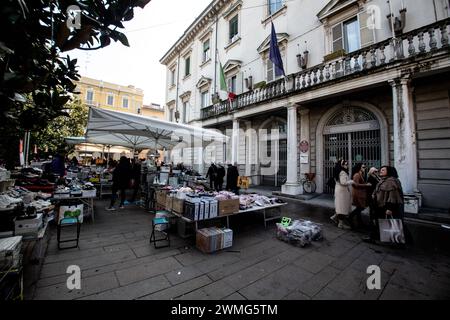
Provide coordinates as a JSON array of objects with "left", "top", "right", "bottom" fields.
[{"left": 219, "top": 62, "right": 237, "bottom": 102}]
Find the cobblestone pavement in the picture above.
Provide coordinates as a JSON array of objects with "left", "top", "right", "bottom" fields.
[{"left": 31, "top": 200, "right": 450, "bottom": 300}]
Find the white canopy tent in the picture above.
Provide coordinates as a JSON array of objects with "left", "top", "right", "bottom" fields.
[{"left": 83, "top": 107, "right": 227, "bottom": 151}]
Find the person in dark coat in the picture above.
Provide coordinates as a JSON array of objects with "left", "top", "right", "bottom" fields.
[
  {"left": 364, "top": 166, "right": 404, "bottom": 243},
  {"left": 226, "top": 163, "right": 239, "bottom": 194},
  {"left": 363, "top": 167, "right": 381, "bottom": 241},
  {"left": 215, "top": 163, "right": 226, "bottom": 191},
  {"left": 205, "top": 163, "right": 217, "bottom": 190},
  {"left": 107, "top": 156, "right": 131, "bottom": 210},
  {"left": 129, "top": 158, "right": 142, "bottom": 203},
  {"left": 50, "top": 152, "right": 66, "bottom": 177}
]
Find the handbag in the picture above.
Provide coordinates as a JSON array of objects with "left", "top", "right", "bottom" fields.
[{"left": 378, "top": 215, "right": 405, "bottom": 244}]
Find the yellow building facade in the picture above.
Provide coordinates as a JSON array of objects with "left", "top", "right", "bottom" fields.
[
  {"left": 140, "top": 103, "right": 165, "bottom": 119},
  {"left": 76, "top": 76, "right": 145, "bottom": 115}
]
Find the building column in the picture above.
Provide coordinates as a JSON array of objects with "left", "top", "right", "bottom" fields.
[
  {"left": 389, "top": 77, "right": 418, "bottom": 194},
  {"left": 245, "top": 121, "right": 252, "bottom": 177},
  {"left": 282, "top": 103, "right": 303, "bottom": 195},
  {"left": 231, "top": 118, "right": 239, "bottom": 165},
  {"left": 299, "top": 108, "right": 310, "bottom": 178}
]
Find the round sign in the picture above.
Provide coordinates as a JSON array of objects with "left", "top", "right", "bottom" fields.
[{"left": 300, "top": 140, "right": 309, "bottom": 153}]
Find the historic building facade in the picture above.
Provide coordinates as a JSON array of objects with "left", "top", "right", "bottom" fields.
[{"left": 160, "top": 0, "right": 450, "bottom": 211}]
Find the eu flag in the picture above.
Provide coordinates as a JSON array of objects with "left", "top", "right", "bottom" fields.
[{"left": 269, "top": 22, "right": 285, "bottom": 77}]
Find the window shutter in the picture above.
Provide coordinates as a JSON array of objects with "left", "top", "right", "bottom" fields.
[
  {"left": 267, "top": 60, "right": 274, "bottom": 82},
  {"left": 332, "top": 24, "right": 343, "bottom": 52},
  {"left": 358, "top": 11, "right": 375, "bottom": 48}
]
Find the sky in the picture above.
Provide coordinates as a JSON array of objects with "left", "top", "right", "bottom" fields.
[{"left": 67, "top": 0, "right": 212, "bottom": 105}]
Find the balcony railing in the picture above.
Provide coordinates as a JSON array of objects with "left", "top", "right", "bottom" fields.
[{"left": 201, "top": 18, "right": 450, "bottom": 120}]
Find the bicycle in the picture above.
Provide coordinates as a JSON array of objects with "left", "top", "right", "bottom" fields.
[
  {"left": 280, "top": 173, "right": 316, "bottom": 194},
  {"left": 301, "top": 173, "right": 316, "bottom": 194}
]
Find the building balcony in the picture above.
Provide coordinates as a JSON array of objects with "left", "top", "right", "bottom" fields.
[{"left": 201, "top": 18, "right": 450, "bottom": 121}]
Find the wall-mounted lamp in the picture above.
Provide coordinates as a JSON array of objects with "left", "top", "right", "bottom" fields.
[
  {"left": 297, "top": 51, "right": 309, "bottom": 69},
  {"left": 244, "top": 75, "right": 253, "bottom": 90},
  {"left": 387, "top": 7, "right": 407, "bottom": 36}
]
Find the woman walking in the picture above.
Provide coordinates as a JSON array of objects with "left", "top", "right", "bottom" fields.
[
  {"left": 331, "top": 160, "right": 354, "bottom": 230},
  {"left": 367, "top": 166, "right": 405, "bottom": 242},
  {"left": 349, "top": 163, "right": 372, "bottom": 228}
]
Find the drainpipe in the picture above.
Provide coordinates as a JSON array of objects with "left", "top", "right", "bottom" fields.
[{"left": 175, "top": 50, "right": 181, "bottom": 122}]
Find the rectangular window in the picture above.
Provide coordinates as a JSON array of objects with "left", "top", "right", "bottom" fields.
[
  {"left": 268, "top": 0, "right": 283, "bottom": 15},
  {"left": 170, "top": 69, "right": 175, "bottom": 86},
  {"left": 182, "top": 101, "right": 188, "bottom": 123},
  {"left": 331, "top": 15, "right": 373, "bottom": 53},
  {"left": 203, "top": 39, "right": 210, "bottom": 62},
  {"left": 343, "top": 18, "right": 360, "bottom": 53},
  {"left": 228, "top": 75, "right": 237, "bottom": 93},
  {"left": 229, "top": 15, "right": 239, "bottom": 42},
  {"left": 201, "top": 91, "right": 209, "bottom": 108},
  {"left": 122, "top": 97, "right": 129, "bottom": 108},
  {"left": 185, "top": 56, "right": 191, "bottom": 77},
  {"left": 86, "top": 90, "right": 94, "bottom": 103},
  {"left": 107, "top": 94, "right": 114, "bottom": 106}
]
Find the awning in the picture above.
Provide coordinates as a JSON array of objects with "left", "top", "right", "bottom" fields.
[{"left": 82, "top": 107, "right": 227, "bottom": 150}]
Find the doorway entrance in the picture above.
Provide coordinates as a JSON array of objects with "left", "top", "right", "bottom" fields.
[{"left": 323, "top": 107, "right": 382, "bottom": 194}]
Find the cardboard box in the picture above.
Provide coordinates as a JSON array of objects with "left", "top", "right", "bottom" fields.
[
  {"left": 172, "top": 198, "right": 185, "bottom": 214},
  {"left": 209, "top": 200, "right": 218, "bottom": 218},
  {"left": 218, "top": 199, "right": 239, "bottom": 216},
  {"left": 82, "top": 189, "right": 97, "bottom": 198},
  {"left": 165, "top": 196, "right": 173, "bottom": 211},
  {"left": 201, "top": 200, "right": 210, "bottom": 219},
  {"left": 196, "top": 227, "right": 233, "bottom": 253},
  {"left": 156, "top": 190, "right": 168, "bottom": 206}
]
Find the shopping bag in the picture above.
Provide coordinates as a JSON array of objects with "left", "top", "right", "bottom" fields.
[
  {"left": 378, "top": 216, "right": 405, "bottom": 244},
  {"left": 58, "top": 204, "right": 84, "bottom": 224}
]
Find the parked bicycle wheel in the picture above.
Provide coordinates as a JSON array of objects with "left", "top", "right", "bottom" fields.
[{"left": 302, "top": 180, "right": 316, "bottom": 194}]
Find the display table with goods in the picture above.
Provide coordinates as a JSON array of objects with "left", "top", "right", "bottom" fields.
[
  {"left": 154, "top": 187, "right": 286, "bottom": 236},
  {"left": 11, "top": 167, "right": 56, "bottom": 194},
  {"left": 52, "top": 181, "right": 96, "bottom": 222}
]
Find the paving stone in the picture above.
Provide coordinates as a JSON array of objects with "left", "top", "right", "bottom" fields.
[
  {"left": 80, "top": 275, "right": 171, "bottom": 300},
  {"left": 44, "top": 247, "right": 106, "bottom": 264},
  {"left": 39, "top": 249, "right": 137, "bottom": 279},
  {"left": 222, "top": 255, "right": 289, "bottom": 290},
  {"left": 223, "top": 292, "right": 247, "bottom": 300},
  {"left": 239, "top": 265, "right": 314, "bottom": 300},
  {"left": 165, "top": 265, "right": 205, "bottom": 286},
  {"left": 193, "top": 279, "right": 236, "bottom": 300},
  {"left": 379, "top": 283, "right": 431, "bottom": 300},
  {"left": 330, "top": 243, "right": 366, "bottom": 270},
  {"left": 103, "top": 243, "right": 130, "bottom": 253},
  {"left": 297, "top": 266, "right": 341, "bottom": 297},
  {"left": 115, "top": 256, "right": 183, "bottom": 286},
  {"left": 174, "top": 250, "right": 207, "bottom": 266},
  {"left": 207, "top": 251, "right": 275, "bottom": 281},
  {"left": 34, "top": 272, "right": 119, "bottom": 300},
  {"left": 313, "top": 287, "right": 346, "bottom": 300},
  {"left": 292, "top": 251, "right": 336, "bottom": 274},
  {"left": 283, "top": 289, "right": 311, "bottom": 300},
  {"left": 139, "top": 275, "right": 212, "bottom": 300}
]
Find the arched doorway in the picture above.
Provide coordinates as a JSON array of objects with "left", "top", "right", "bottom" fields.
[
  {"left": 321, "top": 106, "right": 384, "bottom": 194},
  {"left": 259, "top": 117, "right": 287, "bottom": 187}
]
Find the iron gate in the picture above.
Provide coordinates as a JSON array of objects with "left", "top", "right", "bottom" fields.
[
  {"left": 261, "top": 139, "right": 287, "bottom": 186},
  {"left": 323, "top": 130, "right": 381, "bottom": 194}
]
